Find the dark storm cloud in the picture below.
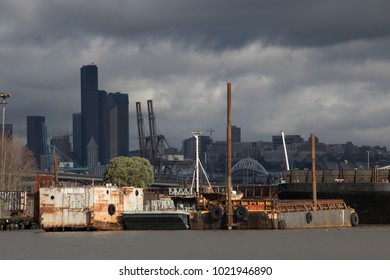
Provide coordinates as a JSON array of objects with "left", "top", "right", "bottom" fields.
[
  {"left": 1, "top": 0, "right": 390, "bottom": 151},
  {"left": 2, "top": 0, "right": 390, "bottom": 49}
]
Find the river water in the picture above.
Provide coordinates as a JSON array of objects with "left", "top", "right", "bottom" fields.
[{"left": 1, "top": 225, "right": 390, "bottom": 260}]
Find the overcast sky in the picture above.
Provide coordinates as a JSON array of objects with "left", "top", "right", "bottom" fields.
[{"left": 1, "top": 0, "right": 390, "bottom": 151}]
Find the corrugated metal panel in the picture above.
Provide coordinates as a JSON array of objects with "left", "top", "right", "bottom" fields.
[{"left": 40, "top": 185, "right": 143, "bottom": 230}]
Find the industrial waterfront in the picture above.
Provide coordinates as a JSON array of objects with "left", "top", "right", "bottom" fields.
[{"left": 1, "top": 226, "right": 390, "bottom": 260}]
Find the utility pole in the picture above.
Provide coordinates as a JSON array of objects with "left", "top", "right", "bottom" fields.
[
  {"left": 1, "top": 92, "right": 11, "bottom": 192},
  {"left": 226, "top": 82, "right": 233, "bottom": 230}
]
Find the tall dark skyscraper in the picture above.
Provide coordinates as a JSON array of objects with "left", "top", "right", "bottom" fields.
[
  {"left": 80, "top": 64, "right": 102, "bottom": 166},
  {"left": 108, "top": 92, "right": 129, "bottom": 158},
  {"left": 27, "top": 116, "right": 46, "bottom": 168},
  {"left": 79, "top": 64, "right": 129, "bottom": 169}
]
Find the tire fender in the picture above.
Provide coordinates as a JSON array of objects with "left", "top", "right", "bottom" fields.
[
  {"left": 306, "top": 212, "right": 313, "bottom": 224},
  {"left": 278, "top": 220, "right": 287, "bottom": 229},
  {"left": 350, "top": 212, "right": 359, "bottom": 226},
  {"left": 108, "top": 204, "right": 116, "bottom": 216},
  {"left": 211, "top": 205, "right": 224, "bottom": 220},
  {"left": 234, "top": 205, "right": 249, "bottom": 220}
]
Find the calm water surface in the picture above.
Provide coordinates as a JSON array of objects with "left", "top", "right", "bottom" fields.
[{"left": 1, "top": 226, "right": 390, "bottom": 260}]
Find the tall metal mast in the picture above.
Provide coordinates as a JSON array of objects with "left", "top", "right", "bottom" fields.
[
  {"left": 192, "top": 131, "right": 201, "bottom": 195},
  {"left": 281, "top": 130, "right": 290, "bottom": 171},
  {"left": 227, "top": 82, "right": 233, "bottom": 230}
]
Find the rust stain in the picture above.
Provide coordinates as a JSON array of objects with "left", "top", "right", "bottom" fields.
[{"left": 39, "top": 185, "right": 143, "bottom": 230}]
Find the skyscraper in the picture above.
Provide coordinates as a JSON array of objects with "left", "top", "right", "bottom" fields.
[
  {"left": 79, "top": 64, "right": 129, "bottom": 170},
  {"left": 107, "top": 92, "right": 129, "bottom": 158},
  {"left": 27, "top": 116, "right": 45, "bottom": 168},
  {"left": 80, "top": 64, "right": 102, "bottom": 166}
]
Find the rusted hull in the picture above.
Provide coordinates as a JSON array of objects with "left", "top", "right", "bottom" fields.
[
  {"left": 122, "top": 211, "right": 190, "bottom": 230},
  {"left": 189, "top": 199, "right": 356, "bottom": 230},
  {"left": 40, "top": 185, "right": 143, "bottom": 231},
  {"left": 278, "top": 169, "right": 390, "bottom": 224}
]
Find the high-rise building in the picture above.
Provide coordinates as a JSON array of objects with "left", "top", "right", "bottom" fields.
[
  {"left": 107, "top": 92, "right": 129, "bottom": 158},
  {"left": 79, "top": 64, "right": 129, "bottom": 170},
  {"left": 98, "top": 90, "right": 109, "bottom": 164},
  {"left": 80, "top": 64, "right": 99, "bottom": 166},
  {"left": 27, "top": 116, "right": 45, "bottom": 167},
  {"left": 72, "top": 113, "right": 82, "bottom": 165}
]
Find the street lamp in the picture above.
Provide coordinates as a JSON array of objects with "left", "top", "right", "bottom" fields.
[
  {"left": 1, "top": 92, "right": 11, "bottom": 142},
  {"left": 1, "top": 92, "right": 11, "bottom": 191}
]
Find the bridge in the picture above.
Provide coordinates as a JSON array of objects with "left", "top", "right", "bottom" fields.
[{"left": 231, "top": 158, "right": 269, "bottom": 175}]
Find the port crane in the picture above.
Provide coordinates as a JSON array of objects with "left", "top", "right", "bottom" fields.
[{"left": 136, "top": 99, "right": 190, "bottom": 180}]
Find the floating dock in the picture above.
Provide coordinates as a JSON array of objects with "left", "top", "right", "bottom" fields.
[
  {"left": 122, "top": 211, "right": 190, "bottom": 230},
  {"left": 189, "top": 198, "right": 357, "bottom": 230}
]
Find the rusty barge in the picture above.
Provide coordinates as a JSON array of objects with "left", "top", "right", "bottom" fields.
[{"left": 277, "top": 168, "right": 390, "bottom": 224}]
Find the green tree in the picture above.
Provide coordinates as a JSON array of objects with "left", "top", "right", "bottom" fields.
[{"left": 103, "top": 156, "right": 154, "bottom": 188}]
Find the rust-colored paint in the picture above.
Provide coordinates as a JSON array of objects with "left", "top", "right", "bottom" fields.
[{"left": 39, "top": 185, "right": 143, "bottom": 231}]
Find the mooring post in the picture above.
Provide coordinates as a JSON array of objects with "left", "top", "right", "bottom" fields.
[
  {"left": 227, "top": 82, "right": 233, "bottom": 230},
  {"left": 311, "top": 133, "right": 317, "bottom": 210}
]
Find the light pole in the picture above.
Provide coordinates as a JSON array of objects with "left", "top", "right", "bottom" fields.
[
  {"left": 367, "top": 150, "right": 370, "bottom": 169},
  {"left": 1, "top": 92, "right": 11, "bottom": 191}
]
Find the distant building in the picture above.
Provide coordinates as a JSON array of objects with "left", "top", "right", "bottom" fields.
[
  {"left": 81, "top": 64, "right": 102, "bottom": 166},
  {"left": 51, "top": 134, "right": 72, "bottom": 160},
  {"left": 107, "top": 92, "right": 129, "bottom": 158},
  {"left": 182, "top": 135, "right": 212, "bottom": 163},
  {"left": 72, "top": 113, "right": 82, "bottom": 165},
  {"left": 231, "top": 125, "right": 241, "bottom": 143},
  {"left": 272, "top": 134, "right": 304, "bottom": 150},
  {"left": 27, "top": 116, "right": 46, "bottom": 167},
  {"left": 78, "top": 64, "right": 129, "bottom": 173}
]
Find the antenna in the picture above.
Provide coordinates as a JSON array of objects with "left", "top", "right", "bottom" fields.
[
  {"left": 281, "top": 130, "right": 290, "bottom": 171},
  {"left": 204, "top": 128, "right": 215, "bottom": 142}
]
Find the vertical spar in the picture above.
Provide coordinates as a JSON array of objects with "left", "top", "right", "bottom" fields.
[
  {"left": 192, "top": 131, "right": 201, "bottom": 195},
  {"left": 311, "top": 133, "right": 317, "bottom": 211},
  {"left": 227, "top": 82, "right": 233, "bottom": 230},
  {"left": 281, "top": 130, "right": 290, "bottom": 171}
]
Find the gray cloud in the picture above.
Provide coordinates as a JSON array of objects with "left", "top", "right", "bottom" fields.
[{"left": 1, "top": 0, "right": 390, "bottom": 153}]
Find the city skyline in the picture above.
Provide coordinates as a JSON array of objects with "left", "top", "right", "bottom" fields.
[{"left": 1, "top": 1, "right": 390, "bottom": 151}]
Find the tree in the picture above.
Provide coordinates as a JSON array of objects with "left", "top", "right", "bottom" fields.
[
  {"left": 103, "top": 156, "right": 154, "bottom": 188},
  {"left": 0, "top": 137, "right": 37, "bottom": 192}
]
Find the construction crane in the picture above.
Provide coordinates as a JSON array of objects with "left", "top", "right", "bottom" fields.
[
  {"left": 136, "top": 102, "right": 147, "bottom": 158},
  {"left": 136, "top": 99, "right": 190, "bottom": 180}
]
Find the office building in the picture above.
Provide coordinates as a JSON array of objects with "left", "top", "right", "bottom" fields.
[
  {"left": 79, "top": 64, "right": 129, "bottom": 170},
  {"left": 51, "top": 134, "right": 72, "bottom": 159},
  {"left": 107, "top": 92, "right": 129, "bottom": 158},
  {"left": 80, "top": 64, "right": 101, "bottom": 166},
  {"left": 27, "top": 116, "right": 46, "bottom": 167}
]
